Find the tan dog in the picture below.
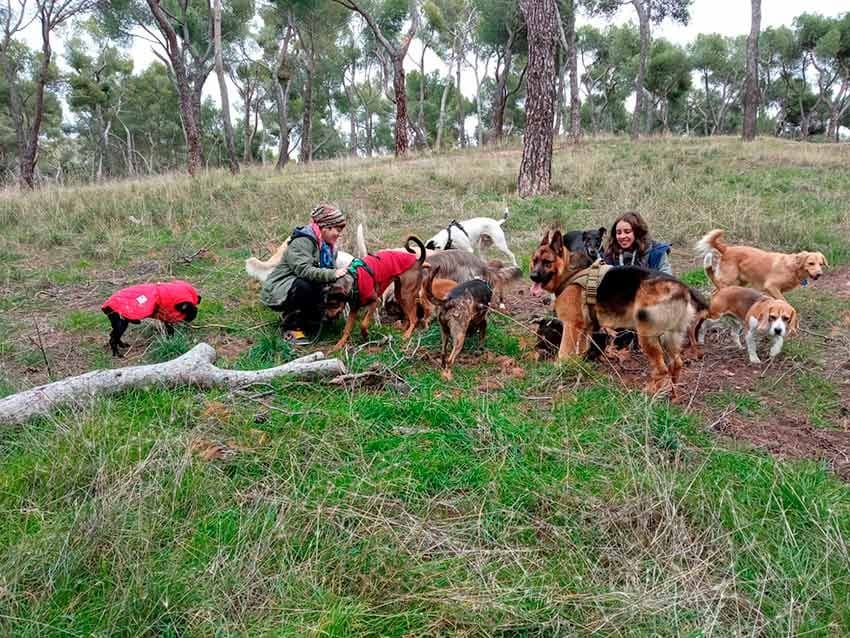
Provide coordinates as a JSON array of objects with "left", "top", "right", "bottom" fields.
[
  {"left": 530, "top": 230, "right": 707, "bottom": 395},
  {"left": 418, "top": 274, "right": 459, "bottom": 329},
  {"left": 696, "top": 229, "right": 827, "bottom": 300},
  {"left": 698, "top": 286, "right": 798, "bottom": 364}
]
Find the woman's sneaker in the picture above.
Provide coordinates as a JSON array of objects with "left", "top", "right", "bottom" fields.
[{"left": 282, "top": 329, "right": 312, "bottom": 346}]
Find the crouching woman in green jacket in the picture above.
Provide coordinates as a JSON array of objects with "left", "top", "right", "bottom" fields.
[{"left": 260, "top": 204, "right": 347, "bottom": 335}]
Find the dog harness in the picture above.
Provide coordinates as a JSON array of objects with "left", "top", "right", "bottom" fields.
[
  {"left": 444, "top": 220, "right": 470, "bottom": 250},
  {"left": 102, "top": 280, "right": 200, "bottom": 323},
  {"left": 349, "top": 251, "right": 419, "bottom": 307},
  {"left": 554, "top": 260, "right": 611, "bottom": 325}
]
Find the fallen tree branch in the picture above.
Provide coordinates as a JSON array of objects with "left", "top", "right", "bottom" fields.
[{"left": 0, "top": 343, "right": 346, "bottom": 426}]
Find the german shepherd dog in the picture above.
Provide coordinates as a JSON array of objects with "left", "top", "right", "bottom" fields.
[
  {"left": 323, "top": 236, "right": 427, "bottom": 351},
  {"left": 530, "top": 230, "right": 707, "bottom": 394},
  {"left": 423, "top": 267, "right": 492, "bottom": 380}
]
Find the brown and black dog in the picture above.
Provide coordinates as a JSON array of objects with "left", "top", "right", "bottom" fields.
[
  {"left": 423, "top": 266, "right": 492, "bottom": 380},
  {"left": 530, "top": 230, "right": 707, "bottom": 394},
  {"left": 323, "top": 236, "right": 427, "bottom": 351}
]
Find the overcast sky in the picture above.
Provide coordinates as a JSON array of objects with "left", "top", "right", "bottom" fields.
[{"left": 18, "top": 0, "right": 850, "bottom": 119}]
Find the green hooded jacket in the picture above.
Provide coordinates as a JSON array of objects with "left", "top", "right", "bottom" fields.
[{"left": 260, "top": 225, "right": 338, "bottom": 308}]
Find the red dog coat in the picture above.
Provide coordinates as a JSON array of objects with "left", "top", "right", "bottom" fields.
[
  {"left": 353, "top": 251, "right": 419, "bottom": 306},
  {"left": 102, "top": 280, "right": 200, "bottom": 324}
]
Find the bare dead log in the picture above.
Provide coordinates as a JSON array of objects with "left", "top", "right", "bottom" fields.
[{"left": 0, "top": 343, "right": 346, "bottom": 426}]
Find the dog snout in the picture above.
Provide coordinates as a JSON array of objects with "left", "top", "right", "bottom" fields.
[
  {"left": 774, "top": 326, "right": 783, "bottom": 335},
  {"left": 811, "top": 273, "right": 821, "bottom": 280},
  {"left": 530, "top": 271, "right": 545, "bottom": 283}
]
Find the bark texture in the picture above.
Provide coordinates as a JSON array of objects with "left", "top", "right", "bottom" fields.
[{"left": 517, "top": 0, "right": 558, "bottom": 197}]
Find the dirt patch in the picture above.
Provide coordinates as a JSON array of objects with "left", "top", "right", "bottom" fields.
[
  {"left": 715, "top": 414, "right": 850, "bottom": 479},
  {"left": 499, "top": 285, "right": 552, "bottom": 323},
  {"left": 811, "top": 264, "right": 850, "bottom": 298}
]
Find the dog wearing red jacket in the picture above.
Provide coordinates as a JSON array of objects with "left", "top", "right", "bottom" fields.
[
  {"left": 322, "top": 237, "right": 427, "bottom": 351},
  {"left": 102, "top": 280, "right": 201, "bottom": 356}
]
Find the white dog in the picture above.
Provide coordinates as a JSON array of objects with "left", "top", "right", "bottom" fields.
[
  {"left": 425, "top": 208, "right": 517, "bottom": 266},
  {"left": 245, "top": 227, "right": 357, "bottom": 283}
]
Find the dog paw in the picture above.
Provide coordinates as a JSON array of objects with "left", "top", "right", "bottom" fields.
[{"left": 748, "top": 356, "right": 762, "bottom": 365}]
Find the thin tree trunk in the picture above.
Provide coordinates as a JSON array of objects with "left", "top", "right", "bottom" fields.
[
  {"left": 554, "top": 50, "right": 565, "bottom": 135},
  {"left": 742, "top": 0, "right": 761, "bottom": 140},
  {"left": 300, "top": 64, "right": 314, "bottom": 163},
  {"left": 493, "top": 28, "right": 515, "bottom": 142},
  {"left": 19, "top": 14, "right": 52, "bottom": 188},
  {"left": 517, "top": 0, "right": 557, "bottom": 197},
  {"left": 456, "top": 43, "right": 465, "bottom": 147},
  {"left": 418, "top": 44, "right": 427, "bottom": 147},
  {"left": 566, "top": 0, "right": 580, "bottom": 142},
  {"left": 346, "top": 68, "right": 359, "bottom": 155},
  {"left": 147, "top": 0, "right": 202, "bottom": 177},
  {"left": 214, "top": 0, "right": 239, "bottom": 173},
  {"left": 275, "top": 20, "right": 294, "bottom": 170},
  {"left": 630, "top": 0, "right": 649, "bottom": 140},
  {"left": 436, "top": 71, "right": 452, "bottom": 151}
]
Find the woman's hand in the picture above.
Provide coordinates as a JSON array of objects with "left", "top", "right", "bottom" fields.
[{"left": 334, "top": 267, "right": 347, "bottom": 279}]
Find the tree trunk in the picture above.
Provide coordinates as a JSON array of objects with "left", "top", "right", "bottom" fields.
[
  {"left": 742, "top": 0, "right": 761, "bottom": 141},
  {"left": 19, "top": 16, "right": 53, "bottom": 188},
  {"left": 436, "top": 71, "right": 453, "bottom": 151},
  {"left": 392, "top": 56, "right": 409, "bottom": 156},
  {"left": 554, "top": 51, "right": 565, "bottom": 135},
  {"left": 517, "top": 0, "right": 557, "bottom": 197},
  {"left": 566, "top": 0, "right": 580, "bottom": 142},
  {"left": 0, "top": 345, "right": 345, "bottom": 427},
  {"left": 456, "top": 45, "right": 465, "bottom": 147},
  {"left": 214, "top": 0, "right": 239, "bottom": 173},
  {"left": 275, "top": 21, "right": 294, "bottom": 170},
  {"left": 147, "top": 0, "right": 202, "bottom": 176},
  {"left": 493, "top": 28, "right": 515, "bottom": 142},
  {"left": 300, "top": 64, "right": 314, "bottom": 163},
  {"left": 631, "top": 0, "right": 649, "bottom": 140},
  {"left": 346, "top": 82, "right": 359, "bottom": 155},
  {"left": 418, "top": 44, "right": 427, "bottom": 148}
]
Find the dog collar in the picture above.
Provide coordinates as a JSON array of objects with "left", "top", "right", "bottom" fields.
[{"left": 801, "top": 279, "right": 809, "bottom": 287}]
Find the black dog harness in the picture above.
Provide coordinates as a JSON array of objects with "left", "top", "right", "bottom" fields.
[{"left": 444, "top": 220, "right": 470, "bottom": 249}]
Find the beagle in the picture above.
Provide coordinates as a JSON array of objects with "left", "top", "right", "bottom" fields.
[{"left": 698, "top": 286, "right": 799, "bottom": 364}]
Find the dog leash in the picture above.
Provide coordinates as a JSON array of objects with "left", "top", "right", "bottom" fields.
[{"left": 444, "top": 220, "right": 469, "bottom": 250}]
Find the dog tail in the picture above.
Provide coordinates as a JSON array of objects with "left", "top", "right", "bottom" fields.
[
  {"left": 702, "top": 252, "right": 721, "bottom": 289},
  {"left": 245, "top": 257, "right": 272, "bottom": 283},
  {"left": 423, "top": 265, "right": 444, "bottom": 307},
  {"left": 499, "top": 206, "right": 509, "bottom": 226},
  {"left": 355, "top": 223, "right": 368, "bottom": 258},
  {"left": 405, "top": 236, "right": 427, "bottom": 264},
  {"left": 695, "top": 229, "right": 727, "bottom": 257}
]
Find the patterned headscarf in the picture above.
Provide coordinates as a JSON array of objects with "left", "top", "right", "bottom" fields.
[{"left": 311, "top": 204, "right": 346, "bottom": 229}]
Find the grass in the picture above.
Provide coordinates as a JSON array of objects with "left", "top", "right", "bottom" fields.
[{"left": 1, "top": 136, "right": 850, "bottom": 635}]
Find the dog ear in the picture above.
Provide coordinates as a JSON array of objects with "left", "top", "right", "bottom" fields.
[
  {"left": 598, "top": 227, "right": 606, "bottom": 238},
  {"left": 789, "top": 307, "right": 800, "bottom": 335},
  {"left": 820, "top": 252, "right": 829, "bottom": 267},
  {"left": 539, "top": 230, "right": 550, "bottom": 246},
  {"left": 549, "top": 230, "right": 564, "bottom": 255},
  {"left": 795, "top": 253, "right": 808, "bottom": 268},
  {"left": 755, "top": 305, "right": 770, "bottom": 331}
]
